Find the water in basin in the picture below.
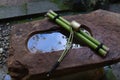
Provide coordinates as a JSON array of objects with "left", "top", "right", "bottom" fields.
[{"left": 27, "top": 32, "right": 80, "bottom": 53}]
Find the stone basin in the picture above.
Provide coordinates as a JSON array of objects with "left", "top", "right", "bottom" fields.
[{"left": 8, "top": 10, "right": 120, "bottom": 80}]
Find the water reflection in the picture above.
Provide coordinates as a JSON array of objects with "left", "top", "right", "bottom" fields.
[{"left": 27, "top": 32, "right": 80, "bottom": 53}]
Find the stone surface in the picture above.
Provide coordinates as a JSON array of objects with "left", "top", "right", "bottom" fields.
[
  {"left": 8, "top": 10, "right": 120, "bottom": 80},
  {"left": 0, "top": 0, "right": 120, "bottom": 20},
  {"left": 111, "top": 63, "right": 120, "bottom": 80},
  {"left": 0, "top": 0, "right": 31, "bottom": 6},
  {"left": 0, "top": 0, "right": 60, "bottom": 19},
  {"left": 109, "top": 4, "right": 120, "bottom": 13},
  {"left": 54, "top": 68, "right": 104, "bottom": 80},
  {"left": 27, "top": 1, "right": 59, "bottom": 14},
  {"left": 0, "top": 6, "right": 25, "bottom": 19}
]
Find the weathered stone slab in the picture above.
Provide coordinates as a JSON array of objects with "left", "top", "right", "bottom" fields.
[
  {"left": 0, "top": 6, "right": 25, "bottom": 19},
  {"left": 8, "top": 10, "right": 120, "bottom": 80},
  {"left": 0, "top": 0, "right": 60, "bottom": 19},
  {"left": 0, "top": 0, "right": 30, "bottom": 6},
  {"left": 27, "top": 1, "right": 60, "bottom": 14}
]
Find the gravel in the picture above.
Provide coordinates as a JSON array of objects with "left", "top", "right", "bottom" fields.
[{"left": 0, "top": 23, "right": 12, "bottom": 80}]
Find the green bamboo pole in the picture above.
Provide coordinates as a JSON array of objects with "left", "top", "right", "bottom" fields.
[
  {"left": 80, "top": 30, "right": 109, "bottom": 51},
  {"left": 48, "top": 10, "right": 109, "bottom": 52},
  {"left": 46, "top": 12, "right": 107, "bottom": 56}
]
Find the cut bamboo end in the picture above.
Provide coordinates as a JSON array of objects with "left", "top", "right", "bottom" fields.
[
  {"left": 102, "top": 52, "right": 108, "bottom": 57},
  {"left": 44, "top": 14, "right": 48, "bottom": 17},
  {"left": 71, "top": 21, "right": 81, "bottom": 31},
  {"left": 106, "top": 47, "right": 110, "bottom": 52},
  {"left": 100, "top": 49, "right": 108, "bottom": 57},
  {"left": 45, "top": 10, "right": 52, "bottom": 17},
  {"left": 45, "top": 12, "right": 53, "bottom": 19},
  {"left": 48, "top": 10, "right": 53, "bottom": 13},
  {"left": 46, "top": 12, "right": 50, "bottom": 16},
  {"left": 103, "top": 45, "right": 110, "bottom": 52},
  {"left": 106, "top": 48, "right": 110, "bottom": 54}
]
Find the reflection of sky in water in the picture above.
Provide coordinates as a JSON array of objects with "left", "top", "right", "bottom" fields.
[{"left": 27, "top": 32, "right": 80, "bottom": 53}]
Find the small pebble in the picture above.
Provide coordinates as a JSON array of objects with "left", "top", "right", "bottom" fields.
[
  {"left": 4, "top": 74, "right": 12, "bottom": 80},
  {"left": 6, "top": 23, "right": 10, "bottom": 26},
  {"left": 0, "top": 48, "right": 3, "bottom": 53}
]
